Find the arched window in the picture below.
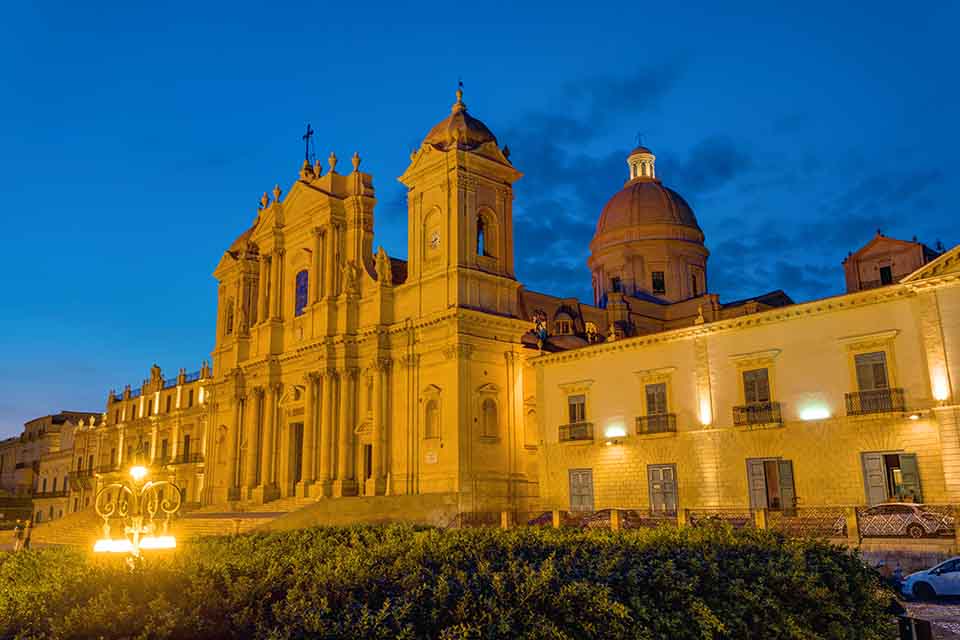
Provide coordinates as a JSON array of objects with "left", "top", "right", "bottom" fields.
[
  {"left": 294, "top": 270, "right": 309, "bottom": 316},
  {"left": 555, "top": 313, "right": 573, "bottom": 335},
  {"left": 477, "top": 215, "right": 486, "bottom": 256},
  {"left": 425, "top": 399, "right": 440, "bottom": 438},
  {"left": 224, "top": 299, "right": 235, "bottom": 335},
  {"left": 482, "top": 398, "right": 498, "bottom": 437}
]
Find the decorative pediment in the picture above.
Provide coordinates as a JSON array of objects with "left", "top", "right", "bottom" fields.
[
  {"left": 421, "top": 384, "right": 442, "bottom": 398},
  {"left": 475, "top": 382, "right": 500, "bottom": 395},
  {"left": 558, "top": 379, "right": 594, "bottom": 394},
  {"left": 354, "top": 420, "right": 372, "bottom": 436},
  {"left": 634, "top": 366, "right": 677, "bottom": 382},
  {"left": 729, "top": 349, "right": 781, "bottom": 368},
  {"left": 278, "top": 385, "right": 306, "bottom": 407},
  {"left": 837, "top": 329, "right": 899, "bottom": 352}
]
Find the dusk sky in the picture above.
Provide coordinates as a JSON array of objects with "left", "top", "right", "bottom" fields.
[{"left": 1, "top": 1, "right": 957, "bottom": 436}]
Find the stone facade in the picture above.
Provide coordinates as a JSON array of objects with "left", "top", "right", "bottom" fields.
[{"left": 21, "top": 90, "right": 960, "bottom": 529}]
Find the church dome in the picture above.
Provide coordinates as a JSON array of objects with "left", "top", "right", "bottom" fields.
[
  {"left": 596, "top": 179, "right": 700, "bottom": 234},
  {"left": 422, "top": 87, "right": 498, "bottom": 151}
]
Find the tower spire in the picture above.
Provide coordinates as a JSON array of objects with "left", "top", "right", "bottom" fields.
[{"left": 453, "top": 78, "right": 466, "bottom": 113}]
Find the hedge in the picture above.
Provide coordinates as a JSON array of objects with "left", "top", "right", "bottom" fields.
[{"left": 0, "top": 524, "right": 895, "bottom": 639}]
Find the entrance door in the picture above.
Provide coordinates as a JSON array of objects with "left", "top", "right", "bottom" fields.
[
  {"left": 568, "top": 469, "right": 594, "bottom": 512},
  {"left": 648, "top": 464, "right": 677, "bottom": 514},
  {"left": 291, "top": 423, "right": 304, "bottom": 483}
]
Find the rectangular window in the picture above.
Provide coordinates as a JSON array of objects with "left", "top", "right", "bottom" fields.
[
  {"left": 855, "top": 351, "right": 889, "bottom": 391},
  {"left": 645, "top": 383, "right": 668, "bottom": 415},
  {"left": 166, "top": 396, "right": 172, "bottom": 413},
  {"left": 42, "top": 478, "right": 47, "bottom": 493},
  {"left": 568, "top": 394, "right": 586, "bottom": 424},
  {"left": 188, "top": 389, "right": 194, "bottom": 407},
  {"left": 652, "top": 271, "right": 666, "bottom": 295},
  {"left": 691, "top": 274, "right": 698, "bottom": 296},
  {"left": 742, "top": 368, "right": 771, "bottom": 404},
  {"left": 648, "top": 464, "right": 678, "bottom": 514},
  {"left": 568, "top": 468, "right": 595, "bottom": 512},
  {"left": 610, "top": 277, "right": 622, "bottom": 293},
  {"left": 182, "top": 435, "right": 191, "bottom": 459},
  {"left": 746, "top": 458, "right": 795, "bottom": 511},
  {"left": 861, "top": 452, "right": 921, "bottom": 505},
  {"left": 110, "top": 448, "right": 116, "bottom": 467},
  {"left": 160, "top": 439, "right": 168, "bottom": 461},
  {"left": 880, "top": 265, "right": 893, "bottom": 285}
]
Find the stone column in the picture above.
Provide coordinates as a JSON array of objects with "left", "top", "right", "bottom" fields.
[
  {"left": 260, "top": 384, "right": 277, "bottom": 488},
  {"left": 171, "top": 418, "right": 181, "bottom": 461},
  {"left": 257, "top": 256, "right": 269, "bottom": 324},
  {"left": 312, "top": 227, "right": 323, "bottom": 303},
  {"left": 298, "top": 373, "right": 317, "bottom": 496},
  {"left": 324, "top": 228, "right": 335, "bottom": 298},
  {"left": 334, "top": 368, "right": 357, "bottom": 496},
  {"left": 369, "top": 358, "right": 389, "bottom": 495},
  {"left": 227, "top": 399, "right": 242, "bottom": 498},
  {"left": 149, "top": 424, "right": 158, "bottom": 461},
  {"left": 317, "top": 369, "right": 336, "bottom": 495},
  {"left": 271, "top": 249, "right": 284, "bottom": 319},
  {"left": 242, "top": 388, "right": 261, "bottom": 492}
]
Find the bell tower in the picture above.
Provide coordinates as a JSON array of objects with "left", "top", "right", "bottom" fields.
[{"left": 399, "top": 88, "right": 522, "bottom": 316}]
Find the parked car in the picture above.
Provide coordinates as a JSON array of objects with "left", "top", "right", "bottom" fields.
[
  {"left": 902, "top": 557, "right": 960, "bottom": 599},
  {"left": 855, "top": 503, "right": 955, "bottom": 539}
]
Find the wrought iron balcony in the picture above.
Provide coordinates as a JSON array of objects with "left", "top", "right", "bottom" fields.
[
  {"left": 733, "top": 401, "right": 783, "bottom": 427},
  {"left": 171, "top": 453, "right": 204, "bottom": 465},
  {"left": 845, "top": 388, "right": 906, "bottom": 415},
  {"left": 69, "top": 469, "right": 94, "bottom": 478},
  {"left": 636, "top": 413, "right": 677, "bottom": 434},
  {"left": 97, "top": 464, "right": 120, "bottom": 474},
  {"left": 36, "top": 490, "right": 69, "bottom": 499},
  {"left": 559, "top": 421, "right": 594, "bottom": 442}
]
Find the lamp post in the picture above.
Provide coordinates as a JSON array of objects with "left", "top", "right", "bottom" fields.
[{"left": 93, "top": 445, "right": 182, "bottom": 557}]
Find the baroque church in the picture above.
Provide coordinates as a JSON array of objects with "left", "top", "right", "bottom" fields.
[{"left": 21, "top": 87, "right": 960, "bottom": 531}]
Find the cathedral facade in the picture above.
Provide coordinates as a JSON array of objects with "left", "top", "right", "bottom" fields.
[{"left": 21, "top": 89, "right": 960, "bottom": 531}]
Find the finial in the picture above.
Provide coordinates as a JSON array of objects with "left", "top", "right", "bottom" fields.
[
  {"left": 259, "top": 192, "right": 270, "bottom": 209},
  {"left": 328, "top": 151, "right": 338, "bottom": 174},
  {"left": 452, "top": 78, "right": 466, "bottom": 113},
  {"left": 351, "top": 151, "right": 361, "bottom": 172},
  {"left": 695, "top": 304, "right": 705, "bottom": 325},
  {"left": 502, "top": 144, "right": 511, "bottom": 159},
  {"left": 272, "top": 184, "right": 282, "bottom": 202},
  {"left": 301, "top": 123, "right": 314, "bottom": 164},
  {"left": 313, "top": 158, "right": 323, "bottom": 176}
]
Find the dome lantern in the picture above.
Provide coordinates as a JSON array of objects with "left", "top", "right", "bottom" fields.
[{"left": 627, "top": 145, "right": 656, "bottom": 181}]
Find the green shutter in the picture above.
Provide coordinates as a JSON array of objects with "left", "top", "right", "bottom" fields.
[
  {"left": 747, "top": 460, "right": 767, "bottom": 509},
  {"left": 861, "top": 453, "right": 888, "bottom": 505},
  {"left": 778, "top": 460, "right": 796, "bottom": 514},
  {"left": 898, "top": 454, "right": 922, "bottom": 503}
]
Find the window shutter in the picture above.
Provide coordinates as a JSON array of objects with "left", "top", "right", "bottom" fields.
[
  {"left": 898, "top": 454, "right": 922, "bottom": 503},
  {"left": 778, "top": 460, "right": 796, "bottom": 511},
  {"left": 861, "top": 453, "right": 888, "bottom": 505},
  {"left": 646, "top": 383, "right": 667, "bottom": 415},
  {"left": 743, "top": 372, "right": 757, "bottom": 403},
  {"left": 747, "top": 460, "right": 767, "bottom": 509},
  {"left": 756, "top": 371, "right": 770, "bottom": 403},
  {"left": 855, "top": 352, "right": 888, "bottom": 391}
]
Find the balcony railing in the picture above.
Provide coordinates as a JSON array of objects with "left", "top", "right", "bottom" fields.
[
  {"left": 171, "top": 453, "right": 204, "bottom": 465},
  {"left": 35, "top": 490, "right": 69, "bottom": 499},
  {"left": 163, "top": 377, "right": 178, "bottom": 389},
  {"left": 184, "top": 370, "right": 201, "bottom": 383},
  {"left": 559, "top": 422, "right": 594, "bottom": 442},
  {"left": 733, "top": 401, "right": 783, "bottom": 427},
  {"left": 69, "top": 469, "right": 94, "bottom": 478},
  {"left": 636, "top": 413, "right": 677, "bottom": 435},
  {"left": 845, "top": 388, "right": 906, "bottom": 416},
  {"left": 96, "top": 464, "right": 120, "bottom": 474}
]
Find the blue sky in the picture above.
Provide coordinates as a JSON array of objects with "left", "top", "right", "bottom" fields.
[{"left": 1, "top": 1, "right": 957, "bottom": 436}]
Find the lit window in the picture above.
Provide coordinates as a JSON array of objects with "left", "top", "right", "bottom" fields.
[
  {"left": 568, "top": 394, "right": 586, "bottom": 424},
  {"left": 743, "top": 368, "right": 771, "bottom": 404},
  {"left": 294, "top": 270, "right": 309, "bottom": 316}
]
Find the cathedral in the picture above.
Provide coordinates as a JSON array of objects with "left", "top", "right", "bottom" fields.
[{"left": 17, "top": 88, "right": 960, "bottom": 531}]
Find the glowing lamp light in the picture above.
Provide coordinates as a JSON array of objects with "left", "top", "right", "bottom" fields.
[
  {"left": 129, "top": 465, "right": 148, "bottom": 482},
  {"left": 800, "top": 406, "right": 831, "bottom": 421},
  {"left": 94, "top": 538, "right": 133, "bottom": 553},
  {"left": 909, "top": 412, "right": 922, "bottom": 421},
  {"left": 604, "top": 424, "right": 627, "bottom": 439},
  {"left": 140, "top": 535, "right": 177, "bottom": 550},
  {"left": 933, "top": 377, "right": 950, "bottom": 402},
  {"left": 698, "top": 400, "right": 712, "bottom": 427}
]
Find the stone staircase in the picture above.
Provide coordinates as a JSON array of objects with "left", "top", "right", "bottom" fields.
[{"left": 30, "top": 510, "right": 103, "bottom": 549}]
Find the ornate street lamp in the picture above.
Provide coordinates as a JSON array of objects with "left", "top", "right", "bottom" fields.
[{"left": 93, "top": 441, "right": 182, "bottom": 556}]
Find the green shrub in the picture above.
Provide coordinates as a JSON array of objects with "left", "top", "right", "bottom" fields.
[{"left": 0, "top": 524, "right": 894, "bottom": 639}]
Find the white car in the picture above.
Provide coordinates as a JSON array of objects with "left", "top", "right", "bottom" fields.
[{"left": 902, "top": 556, "right": 960, "bottom": 599}]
